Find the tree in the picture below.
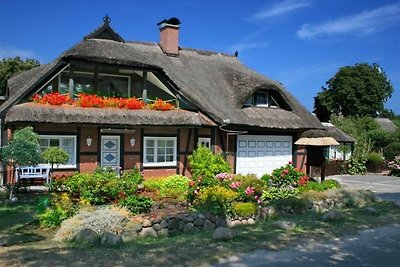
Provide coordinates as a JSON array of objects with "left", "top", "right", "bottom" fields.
[
  {"left": 314, "top": 63, "right": 394, "bottom": 119},
  {"left": 41, "top": 147, "right": 69, "bottom": 176},
  {"left": 0, "top": 127, "right": 41, "bottom": 199},
  {"left": 0, "top": 57, "right": 40, "bottom": 95}
]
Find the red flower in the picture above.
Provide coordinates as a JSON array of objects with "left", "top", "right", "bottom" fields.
[
  {"left": 151, "top": 99, "right": 174, "bottom": 111},
  {"left": 299, "top": 175, "right": 309, "bottom": 185}
]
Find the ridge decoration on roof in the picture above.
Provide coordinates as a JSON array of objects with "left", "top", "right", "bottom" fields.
[{"left": 83, "top": 15, "right": 125, "bottom": 43}]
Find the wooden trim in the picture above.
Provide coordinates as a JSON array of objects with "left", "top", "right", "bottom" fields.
[
  {"left": 124, "top": 151, "right": 141, "bottom": 155},
  {"left": 76, "top": 127, "right": 81, "bottom": 173},
  {"left": 35, "top": 130, "right": 78, "bottom": 135},
  {"left": 140, "top": 128, "right": 144, "bottom": 171},
  {"left": 211, "top": 128, "right": 216, "bottom": 153},
  {"left": 233, "top": 135, "right": 237, "bottom": 174},
  {"left": 176, "top": 129, "right": 180, "bottom": 174},
  {"left": 142, "top": 133, "right": 178, "bottom": 137},
  {"left": 120, "top": 134, "right": 125, "bottom": 170},
  {"left": 218, "top": 129, "right": 225, "bottom": 152},
  {"left": 182, "top": 128, "right": 192, "bottom": 176},
  {"left": 194, "top": 128, "right": 199, "bottom": 149},
  {"left": 97, "top": 127, "right": 101, "bottom": 166},
  {"left": 80, "top": 151, "right": 98, "bottom": 156}
]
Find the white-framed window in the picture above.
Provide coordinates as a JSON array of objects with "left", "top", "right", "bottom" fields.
[
  {"left": 198, "top": 137, "right": 211, "bottom": 149},
  {"left": 143, "top": 137, "right": 177, "bottom": 167},
  {"left": 243, "top": 90, "right": 279, "bottom": 108},
  {"left": 39, "top": 135, "right": 77, "bottom": 169}
]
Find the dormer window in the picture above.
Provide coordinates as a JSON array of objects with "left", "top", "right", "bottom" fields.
[{"left": 243, "top": 90, "right": 280, "bottom": 108}]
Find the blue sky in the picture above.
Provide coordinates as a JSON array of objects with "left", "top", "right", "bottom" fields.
[{"left": 1, "top": 0, "right": 399, "bottom": 114}]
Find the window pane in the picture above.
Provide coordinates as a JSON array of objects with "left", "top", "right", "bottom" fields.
[
  {"left": 50, "top": 139, "right": 60, "bottom": 146},
  {"left": 158, "top": 140, "right": 166, "bottom": 147},
  {"left": 157, "top": 155, "right": 166, "bottom": 162},
  {"left": 74, "top": 73, "right": 94, "bottom": 95},
  {"left": 166, "top": 140, "right": 174, "bottom": 147},
  {"left": 244, "top": 95, "right": 253, "bottom": 106},
  {"left": 166, "top": 155, "right": 174, "bottom": 162},
  {"left": 147, "top": 147, "right": 154, "bottom": 154},
  {"left": 146, "top": 140, "right": 154, "bottom": 147},
  {"left": 157, "top": 148, "right": 165, "bottom": 155},
  {"left": 98, "top": 75, "right": 129, "bottom": 98},
  {"left": 39, "top": 139, "right": 49, "bottom": 147},
  {"left": 166, "top": 147, "right": 174, "bottom": 154},
  {"left": 146, "top": 155, "right": 154, "bottom": 163},
  {"left": 255, "top": 91, "right": 267, "bottom": 105}
]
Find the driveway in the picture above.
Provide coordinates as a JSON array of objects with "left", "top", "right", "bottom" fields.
[
  {"left": 213, "top": 174, "right": 400, "bottom": 267},
  {"left": 330, "top": 174, "right": 400, "bottom": 205}
]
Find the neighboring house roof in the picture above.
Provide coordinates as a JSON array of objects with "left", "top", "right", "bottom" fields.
[
  {"left": 2, "top": 25, "right": 322, "bottom": 131},
  {"left": 375, "top": 118, "right": 398, "bottom": 133},
  {"left": 321, "top": 122, "right": 356, "bottom": 143}
]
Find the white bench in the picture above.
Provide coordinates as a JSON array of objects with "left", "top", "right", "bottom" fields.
[{"left": 15, "top": 165, "right": 51, "bottom": 184}]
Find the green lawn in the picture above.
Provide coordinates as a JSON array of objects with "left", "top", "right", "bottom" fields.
[{"left": 1, "top": 194, "right": 400, "bottom": 266}]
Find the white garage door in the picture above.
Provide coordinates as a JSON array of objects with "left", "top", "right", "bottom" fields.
[{"left": 236, "top": 135, "right": 292, "bottom": 177}]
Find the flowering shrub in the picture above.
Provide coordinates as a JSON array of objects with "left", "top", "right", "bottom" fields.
[
  {"left": 388, "top": 156, "right": 400, "bottom": 177},
  {"left": 193, "top": 185, "right": 237, "bottom": 215},
  {"left": 269, "top": 163, "right": 309, "bottom": 188},
  {"left": 31, "top": 93, "right": 168, "bottom": 111},
  {"left": 150, "top": 99, "right": 175, "bottom": 111},
  {"left": 32, "top": 92, "right": 71, "bottom": 105}
]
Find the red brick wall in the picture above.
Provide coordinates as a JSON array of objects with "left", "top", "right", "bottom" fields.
[{"left": 159, "top": 26, "right": 179, "bottom": 55}]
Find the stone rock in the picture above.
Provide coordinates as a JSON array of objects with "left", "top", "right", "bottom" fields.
[
  {"left": 183, "top": 223, "right": 195, "bottom": 233},
  {"left": 203, "top": 219, "right": 215, "bottom": 230},
  {"left": 272, "top": 221, "right": 296, "bottom": 230},
  {"left": 158, "top": 228, "right": 169, "bottom": 237},
  {"left": 142, "top": 219, "right": 152, "bottom": 227},
  {"left": 365, "top": 207, "right": 380, "bottom": 216},
  {"left": 241, "top": 219, "right": 248, "bottom": 225},
  {"left": 335, "top": 202, "right": 345, "bottom": 209},
  {"left": 100, "top": 232, "right": 122, "bottom": 246},
  {"left": 159, "top": 220, "right": 169, "bottom": 229},
  {"left": 153, "top": 223, "right": 162, "bottom": 231},
  {"left": 255, "top": 212, "right": 267, "bottom": 221},
  {"left": 213, "top": 227, "right": 235, "bottom": 241},
  {"left": 322, "top": 210, "right": 344, "bottom": 221},
  {"left": 247, "top": 218, "right": 255, "bottom": 225},
  {"left": 168, "top": 218, "right": 181, "bottom": 230},
  {"left": 73, "top": 229, "right": 99, "bottom": 244},
  {"left": 198, "top": 213, "right": 206, "bottom": 219},
  {"left": 229, "top": 220, "right": 242, "bottom": 228},
  {"left": 262, "top": 206, "right": 276, "bottom": 216},
  {"left": 122, "top": 231, "right": 138, "bottom": 242},
  {"left": 215, "top": 216, "right": 228, "bottom": 227},
  {"left": 124, "top": 220, "right": 143, "bottom": 233},
  {"left": 194, "top": 218, "right": 205, "bottom": 227},
  {"left": 184, "top": 214, "right": 196, "bottom": 222},
  {"left": 139, "top": 227, "right": 158, "bottom": 238}
]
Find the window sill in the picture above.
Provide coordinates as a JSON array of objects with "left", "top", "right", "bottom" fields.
[{"left": 143, "top": 162, "right": 177, "bottom": 168}]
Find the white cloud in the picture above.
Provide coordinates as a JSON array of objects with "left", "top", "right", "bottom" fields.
[
  {"left": 230, "top": 42, "right": 268, "bottom": 52},
  {"left": 0, "top": 46, "right": 36, "bottom": 59},
  {"left": 252, "top": 0, "right": 311, "bottom": 19},
  {"left": 297, "top": 2, "right": 400, "bottom": 39}
]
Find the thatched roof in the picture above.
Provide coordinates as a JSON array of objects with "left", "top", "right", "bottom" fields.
[
  {"left": 3, "top": 35, "right": 322, "bottom": 131},
  {"left": 375, "top": 118, "right": 398, "bottom": 133},
  {"left": 295, "top": 129, "right": 339, "bottom": 146},
  {"left": 5, "top": 103, "right": 209, "bottom": 127},
  {"left": 321, "top": 122, "right": 356, "bottom": 143}
]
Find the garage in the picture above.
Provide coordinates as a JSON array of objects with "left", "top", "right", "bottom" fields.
[{"left": 236, "top": 135, "right": 293, "bottom": 177}]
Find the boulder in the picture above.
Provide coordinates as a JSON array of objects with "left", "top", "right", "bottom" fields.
[
  {"left": 73, "top": 229, "right": 99, "bottom": 245},
  {"left": 183, "top": 223, "right": 195, "bottom": 233},
  {"left": 247, "top": 218, "right": 255, "bottom": 225},
  {"left": 322, "top": 210, "right": 344, "bottom": 221},
  {"left": 100, "top": 232, "right": 122, "bottom": 246},
  {"left": 139, "top": 227, "right": 158, "bottom": 238},
  {"left": 272, "top": 221, "right": 296, "bottom": 230},
  {"left": 213, "top": 227, "right": 235, "bottom": 241},
  {"left": 142, "top": 219, "right": 152, "bottom": 227},
  {"left": 158, "top": 228, "right": 169, "bottom": 237},
  {"left": 194, "top": 218, "right": 205, "bottom": 227},
  {"left": 124, "top": 220, "right": 143, "bottom": 233},
  {"left": 203, "top": 220, "right": 215, "bottom": 230}
]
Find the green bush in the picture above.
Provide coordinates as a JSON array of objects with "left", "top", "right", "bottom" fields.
[
  {"left": 227, "top": 174, "right": 267, "bottom": 202},
  {"left": 269, "top": 163, "right": 308, "bottom": 188},
  {"left": 38, "top": 193, "right": 77, "bottom": 227},
  {"left": 388, "top": 156, "right": 400, "bottom": 177},
  {"left": 384, "top": 142, "right": 400, "bottom": 161},
  {"left": 261, "top": 187, "right": 300, "bottom": 202},
  {"left": 143, "top": 175, "right": 189, "bottom": 200},
  {"left": 367, "top": 152, "right": 384, "bottom": 165},
  {"left": 119, "top": 195, "right": 154, "bottom": 215},
  {"left": 299, "top": 180, "right": 341, "bottom": 192},
  {"left": 347, "top": 156, "right": 367, "bottom": 175},
  {"left": 53, "top": 167, "right": 143, "bottom": 205},
  {"left": 41, "top": 147, "right": 69, "bottom": 173},
  {"left": 193, "top": 185, "right": 237, "bottom": 215},
  {"left": 188, "top": 146, "right": 231, "bottom": 179},
  {"left": 367, "top": 130, "right": 391, "bottom": 151},
  {"left": 232, "top": 202, "right": 258, "bottom": 217}
]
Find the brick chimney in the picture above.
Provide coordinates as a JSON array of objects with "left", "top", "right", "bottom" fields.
[{"left": 157, "top": 17, "right": 181, "bottom": 56}]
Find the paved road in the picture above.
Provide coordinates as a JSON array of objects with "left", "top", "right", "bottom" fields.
[
  {"left": 214, "top": 224, "right": 400, "bottom": 267},
  {"left": 330, "top": 174, "right": 400, "bottom": 205},
  {"left": 214, "top": 174, "right": 400, "bottom": 267}
]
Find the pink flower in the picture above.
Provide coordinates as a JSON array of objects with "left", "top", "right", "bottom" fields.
[
  {"left": 257, "top": 199, "right": 263, "bottom": 205},
  {"left": 283, "top": 169, "right": 289, "bottom": 174},
  {"left": 229, "top": 181, "right": 242, "bottom": 189},
  {"left": 289, "top": 160, "right": 293, "bottom": 164},
  {"left": 245, "top": 186, "right": 255, "bottom": 196}
]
